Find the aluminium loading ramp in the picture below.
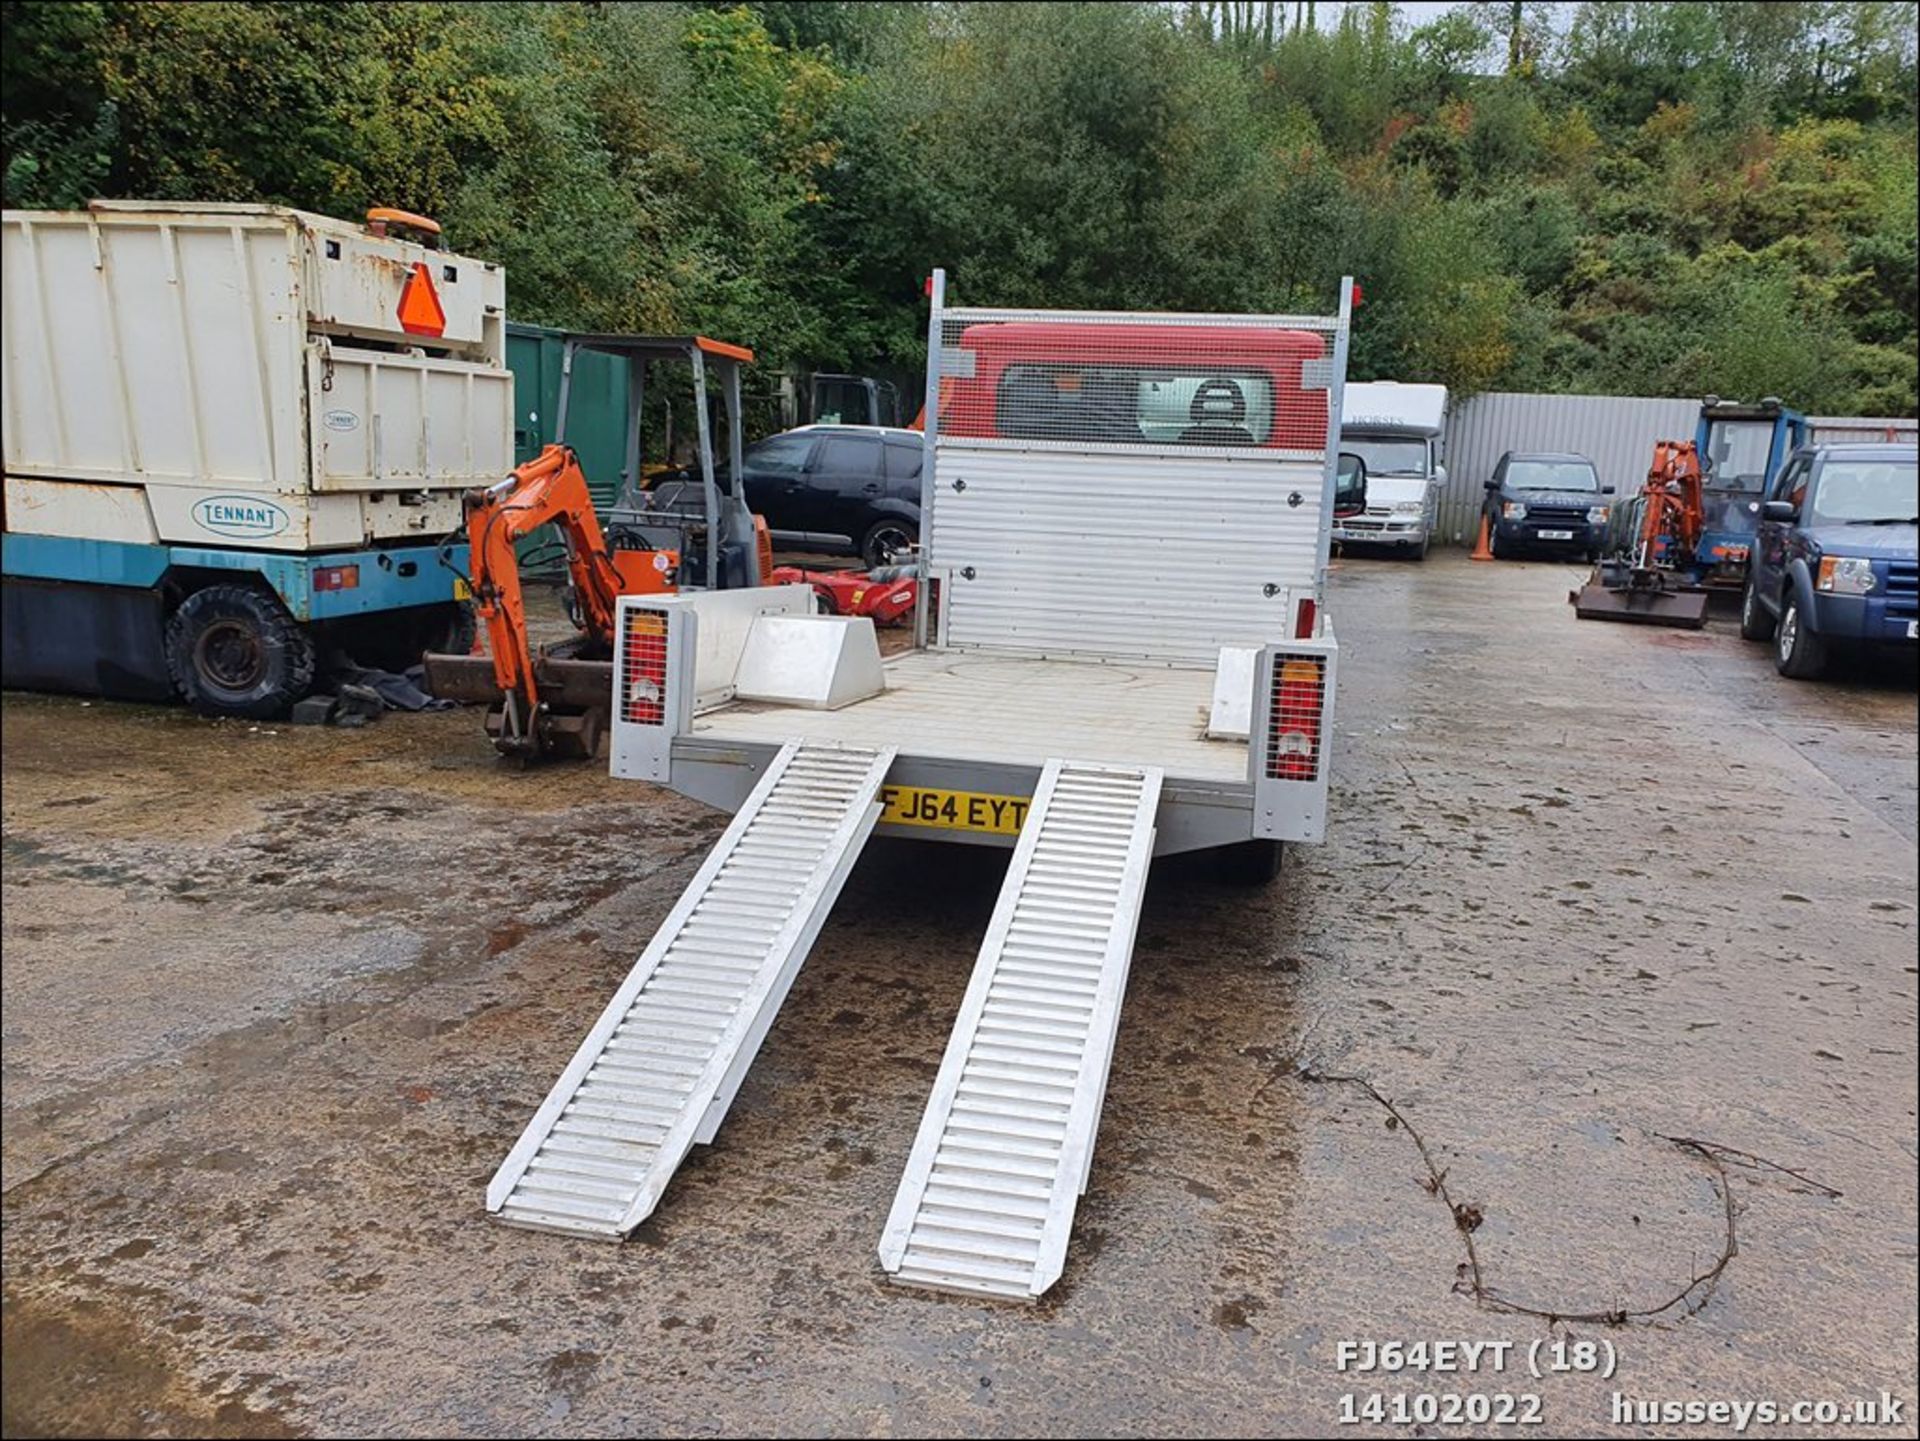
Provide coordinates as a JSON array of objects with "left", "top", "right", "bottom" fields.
[
  {"left": 488, "top": 741, "right": 896, "bottom": 1238},
  {"left": 878, "top": 760, "right": 1162, "bottom": 1300}
]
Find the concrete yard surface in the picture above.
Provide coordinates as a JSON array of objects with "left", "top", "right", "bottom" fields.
[{"left": 2, "top": 551, "right": 1915, "bottom": 1437}]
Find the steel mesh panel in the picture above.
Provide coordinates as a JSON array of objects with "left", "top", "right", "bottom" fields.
[
  {"left": 1264, "top": 653, "right": 1328, "bottom": 782},
  {"left": 935, "top": 307, "right": 1338, "bottom": 459}
]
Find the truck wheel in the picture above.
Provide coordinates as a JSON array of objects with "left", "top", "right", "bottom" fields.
[
  {"left": 438, "top": 601, "right": 478, "bottom": 658},
  {"left": 410, "top": 601, "right": 475, "bottom": 662},
  {"left": 1739, "top": 574, "right": 1775, "bottom": 642},
  {"left": 1774, "top": 596, "right": 1828, "bottom": 679},
  {"left": 165, "top": 583, "right": 316, "bottom": 719},
  {"left": 330, "top": 601, "right": 476, "bottom": 670},
  {"left": 1213, "top": 839, "right": 1285, "bottom": 886},
  {"left": 862, "top": 518, "right": 917, "bottom": 570}
]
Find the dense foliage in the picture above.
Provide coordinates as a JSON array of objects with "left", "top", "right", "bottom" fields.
[{"left": 5, "top": 1, "right": 1915, "bottom": 413}]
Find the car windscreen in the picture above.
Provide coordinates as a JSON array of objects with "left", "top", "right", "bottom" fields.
[
  {"left": 1342, "top": 437, "right": 1428, "bottom": 477},
  {"left": 1809, "top": 459, "right": 1920, "bottom": 525},
  {"left": 1506, "top": 460, "right": 1599, "bottom": 492},
  {"left": 996, "top": 365, "right": 1274, "bottom": 446}
]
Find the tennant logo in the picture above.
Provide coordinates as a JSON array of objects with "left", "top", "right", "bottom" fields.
[{"left": 193, "top": 495, "right": 290, "bottom": 538}]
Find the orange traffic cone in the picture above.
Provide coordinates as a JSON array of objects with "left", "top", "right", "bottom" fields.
[{"left": 1469, "top": 513, "right": 1495, "bottom": 562}]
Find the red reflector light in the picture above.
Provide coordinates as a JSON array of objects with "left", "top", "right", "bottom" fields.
[
  {"left": 1266, "top": 657, "right": 1326, "bottom": 781},
  {"left": 621, "top": 610, "right": 669, "bottom": 725},
  {"left": 314, "top": 565, "right": 360, "bottom": 591},
  {"left": 1295, "top": 597, "right": 1317, "bottom": 639}
]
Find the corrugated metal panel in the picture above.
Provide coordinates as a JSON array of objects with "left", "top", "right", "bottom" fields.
[
  {"left": 1810, "top": 415, "right": 1919, "bottom": 445},
  {"left": 1435, "top": 392, "right": 1697, "bottom": 545},
  {"left": 929, "top": 444, "right": 1322, "bottom": 661},
  {"left": 1433, "top": 393, "right": 1918, "bottom": 546}
]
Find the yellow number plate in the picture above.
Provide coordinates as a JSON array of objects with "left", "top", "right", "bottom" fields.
[
  {"left": 453, "top": 577, "right": 473, "bottom": 601},
  {"left": 880, "top": 785, "right": 1031, "bottom": 835}
]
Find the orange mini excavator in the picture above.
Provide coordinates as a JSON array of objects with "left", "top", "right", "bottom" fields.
[
  {"left": 1570, "top": 439, "right": 1712, "bottom": 629},
  {"left": 424, "top": 335, "right": 770, "bottom": 759}
]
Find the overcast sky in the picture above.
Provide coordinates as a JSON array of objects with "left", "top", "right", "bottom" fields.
[{"left": 1317, "top": 2, "right": 1573, "bottom": 35}]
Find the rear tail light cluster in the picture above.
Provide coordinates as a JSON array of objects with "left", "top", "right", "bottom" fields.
[
  {"left": 314, "top": 564, "right": 360, "bottom": 592},
  {"left": 620, "top": 609, "right": 668, "bottom": 725},
  {"left": 1265, "top": 655, "right": 1326, "bottom": 781}
]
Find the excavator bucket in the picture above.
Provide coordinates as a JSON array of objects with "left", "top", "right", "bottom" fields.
[
  {"left": 421, "top": 644, "right": 616, "bottom": 760},
  {"left": 1569, "top": 565, "right": 1709, "bottom": 629}
]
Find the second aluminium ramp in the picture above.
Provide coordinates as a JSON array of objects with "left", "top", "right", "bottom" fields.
[
  {"left": 879, "top": 760, "right": 1162, "bottom": 1299},
  {"left": 488, "top": 742, "right": 895, "bottom": 1238}
]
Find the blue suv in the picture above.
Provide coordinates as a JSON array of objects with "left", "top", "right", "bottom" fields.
[
  {"left": 1741, "top": 443, "right": 1919, "bottom": 678},
  {"left": 1481, "top": 451, "right": 1615, "bottom": 560}
]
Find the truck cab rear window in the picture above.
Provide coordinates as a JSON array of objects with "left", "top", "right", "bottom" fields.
[{"left": 994, "top": 365, "right": 1274, "bottom": 446}]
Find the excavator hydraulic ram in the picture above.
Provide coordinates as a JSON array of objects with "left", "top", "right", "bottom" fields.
[{"left": 423, "top": 445, "right": 673, "bottom": 760}]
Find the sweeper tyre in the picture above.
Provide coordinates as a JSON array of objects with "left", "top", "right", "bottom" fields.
[{"left": 165, "top": 583, "right": 316, "bottom": 719}]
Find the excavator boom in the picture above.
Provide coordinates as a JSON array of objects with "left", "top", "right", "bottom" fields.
[
  {"left": 423, "top": 331, "right": 765, "bottom": 761},
  {"left": 425, "top": 445, "right": 674, "bottom": 758}
]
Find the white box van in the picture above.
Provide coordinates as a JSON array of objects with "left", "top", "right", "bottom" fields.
[{"left": 1334, "top": 381, "right": 1448, "bottom": 557}]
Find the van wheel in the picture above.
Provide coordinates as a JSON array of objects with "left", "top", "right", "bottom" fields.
[
  {"left": 165, "top": 583, "right": 316, "bottom": 718},
  {"left": 1739, "top": 574, "right": 1775, "bottom": 642},
  {"left": 1214, "top": 839, "right": 1285, "bottom": 886},
  {"left": 1774, "top": 595, "right": 1827, "bottom": 679}
]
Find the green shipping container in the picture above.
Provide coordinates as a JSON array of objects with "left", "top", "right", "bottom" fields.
[{"left": 506, "top": 323, "right": 634, "bottom": 512}]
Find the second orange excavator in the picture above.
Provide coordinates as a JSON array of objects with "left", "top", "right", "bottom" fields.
[
  {"left": 1569, "top": 439, "right": 1713, "bottom": 629},
  {"left": 423, "top": 335, "right": 771, "bottom": 759}
]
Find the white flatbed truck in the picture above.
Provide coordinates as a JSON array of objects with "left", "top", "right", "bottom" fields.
[{"left": 487, "top": 275, "right": 1357, "bottom": 1302}]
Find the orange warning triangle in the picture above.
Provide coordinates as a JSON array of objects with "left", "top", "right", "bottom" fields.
[{"left": 397, "top": 262, "right": 446, "bottom": 338}]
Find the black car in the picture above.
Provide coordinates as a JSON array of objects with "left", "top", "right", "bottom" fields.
[
  {"left": 1740, "top": 443, "right": 1918, "bottom": 679},
  {"left": 1482, "top": 451, "right": 1615, "bottom": 560},
  {"left": 732, "top": 424, "right": 924, "bottom": 567}
]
